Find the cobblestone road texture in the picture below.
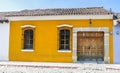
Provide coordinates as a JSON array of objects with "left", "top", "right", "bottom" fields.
[{"left": 0, "top": 62, "right": 120, "bottom": 73}]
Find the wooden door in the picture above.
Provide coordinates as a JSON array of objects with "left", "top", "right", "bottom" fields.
[{"left": 77, "top": 32, "right": 104, "bottom": 62}]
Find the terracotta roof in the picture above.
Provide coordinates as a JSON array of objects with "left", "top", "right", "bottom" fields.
[
  {"left": 0, "top": 12, "right": 7, "bottom": 20},
  {"left": 116, "top": 13, "right": 120, "bottom": 19},
  {"left": 0, "top": 14, "right": 8, "bottom": 23},
  {"left": 0, "top": 12, "right": 9, "bottom": 23},
  {"left": 1, "top": 7, "right": 112, "bottom": 16},
  {"left": 0, "top": 7, "right": 112, "bottom": 21}
]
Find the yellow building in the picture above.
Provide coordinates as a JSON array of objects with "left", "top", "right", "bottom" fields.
[{"left": 0, "top": 7, "right": 113, "bottom": 63}]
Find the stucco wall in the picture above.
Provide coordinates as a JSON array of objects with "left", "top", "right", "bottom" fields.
[
  {"left": 0, "top": 22, "right": 9, "bottom": 61},
  {"left": 113, "top": 24, "right": 120, "bottom": 64},
  {"left": 9, "top": 19, "right": 113, "bottom": 63}
]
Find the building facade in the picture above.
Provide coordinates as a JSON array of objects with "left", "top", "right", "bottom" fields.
[
  {"left": 0, "top": 7, "right": 114, "bottom": 63},
  {"left": 113, "top": 13, "right": 120, "bottom": 64}
]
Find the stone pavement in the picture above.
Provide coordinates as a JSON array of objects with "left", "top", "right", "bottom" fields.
[{"left": 0, "top": 62, "right": 120, "bottom": 73}]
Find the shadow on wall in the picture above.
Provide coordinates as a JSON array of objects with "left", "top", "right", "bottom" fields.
[{"left": 114, "top": 24, "right": 120, "bottom": 64}]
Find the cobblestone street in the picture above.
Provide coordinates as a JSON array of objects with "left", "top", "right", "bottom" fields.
[{"left": 0, "top": 62, "right": 120, "bottom": 73}]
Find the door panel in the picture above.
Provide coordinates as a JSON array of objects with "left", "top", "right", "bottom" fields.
[{"left": 77, "top": 32, "right": 104, "bottom": 62}]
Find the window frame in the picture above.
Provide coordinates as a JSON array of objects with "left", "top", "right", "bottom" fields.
[
  {"left": 21, "top": 27, "right": 35, "bottom": 52},
  {"left": 58, "top": 27, "right": 72, "bottom": 52}
]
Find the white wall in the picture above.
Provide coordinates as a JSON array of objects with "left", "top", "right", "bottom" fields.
[
  {"left": 0, "top": 22, "right": 10, "bottom": 61},
  {"left": 113, "top": 23, "right": 120, "bottom": 64}
]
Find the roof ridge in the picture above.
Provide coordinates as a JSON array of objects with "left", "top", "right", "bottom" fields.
[
  {"left": 20, "top": 7, "right": 104, "bottom": 12},
  {"left": 0, "top": 7, "right": 105, "bottom": 13}
]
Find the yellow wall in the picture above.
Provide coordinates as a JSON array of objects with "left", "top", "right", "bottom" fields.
[{"left": 9, "top": 19, "right": 113, "bottom": 63}]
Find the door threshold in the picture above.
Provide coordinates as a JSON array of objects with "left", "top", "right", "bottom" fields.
[{"left": 77, "top": 61, "right": 104, "bottom": 64}]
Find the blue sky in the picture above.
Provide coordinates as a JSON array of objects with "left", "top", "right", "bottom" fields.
[{"left": 0, "top": 0, "right": 119, "bottom": 13}]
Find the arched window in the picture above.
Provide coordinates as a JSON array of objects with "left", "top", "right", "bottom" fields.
[
  {"left": 21, "top": 25, "right": 35, "bottom": 51},
  {"left": 59, "top": 29, "right": 70, "bottom": 50},
  {"left": 23, "top": 29, "right": 34, "bottom": 49},
  {"left": 57, "top": 24, "right": 73, "bottom": 51}
]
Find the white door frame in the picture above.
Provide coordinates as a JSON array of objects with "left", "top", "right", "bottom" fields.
[{"left": 72, "top": 27, "right": 110, "bottom": 63}]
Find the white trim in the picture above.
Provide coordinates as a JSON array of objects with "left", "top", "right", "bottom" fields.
[
  {"left": 7, "top": 15, "right": 113, "bottom": 21},
  {"left": 21, "top": 49, "right": 34, "bottom": 52},
  {"left": 72, "top": 27, "right": 109, "bottom": 64},
  {"left": 58, "top": 50, "right": 71, "bottom": 53},
  {"left": 57, "top": 24, "right": 73, "bottom": 28},
  {"left": 21, "top": 25, "right": 36, "bottom": 28}
]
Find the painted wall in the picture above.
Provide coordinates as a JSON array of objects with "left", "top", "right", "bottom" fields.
[
  {"left": 9, "top": 19, "right": 113, "bottom": 63},
  {"left": 0, "top": 22, "right": 9, "bottom": 61},
  {"left": 113, "top": 24, "right": 120, "bottom": 64}
]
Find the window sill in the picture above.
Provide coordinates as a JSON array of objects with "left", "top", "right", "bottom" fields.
[
  {"left": 58, "top": 50, "right": 71, "bottom": 52},
  {"left": 21, "top": 49, "right": 34, "bottom": 52}
]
